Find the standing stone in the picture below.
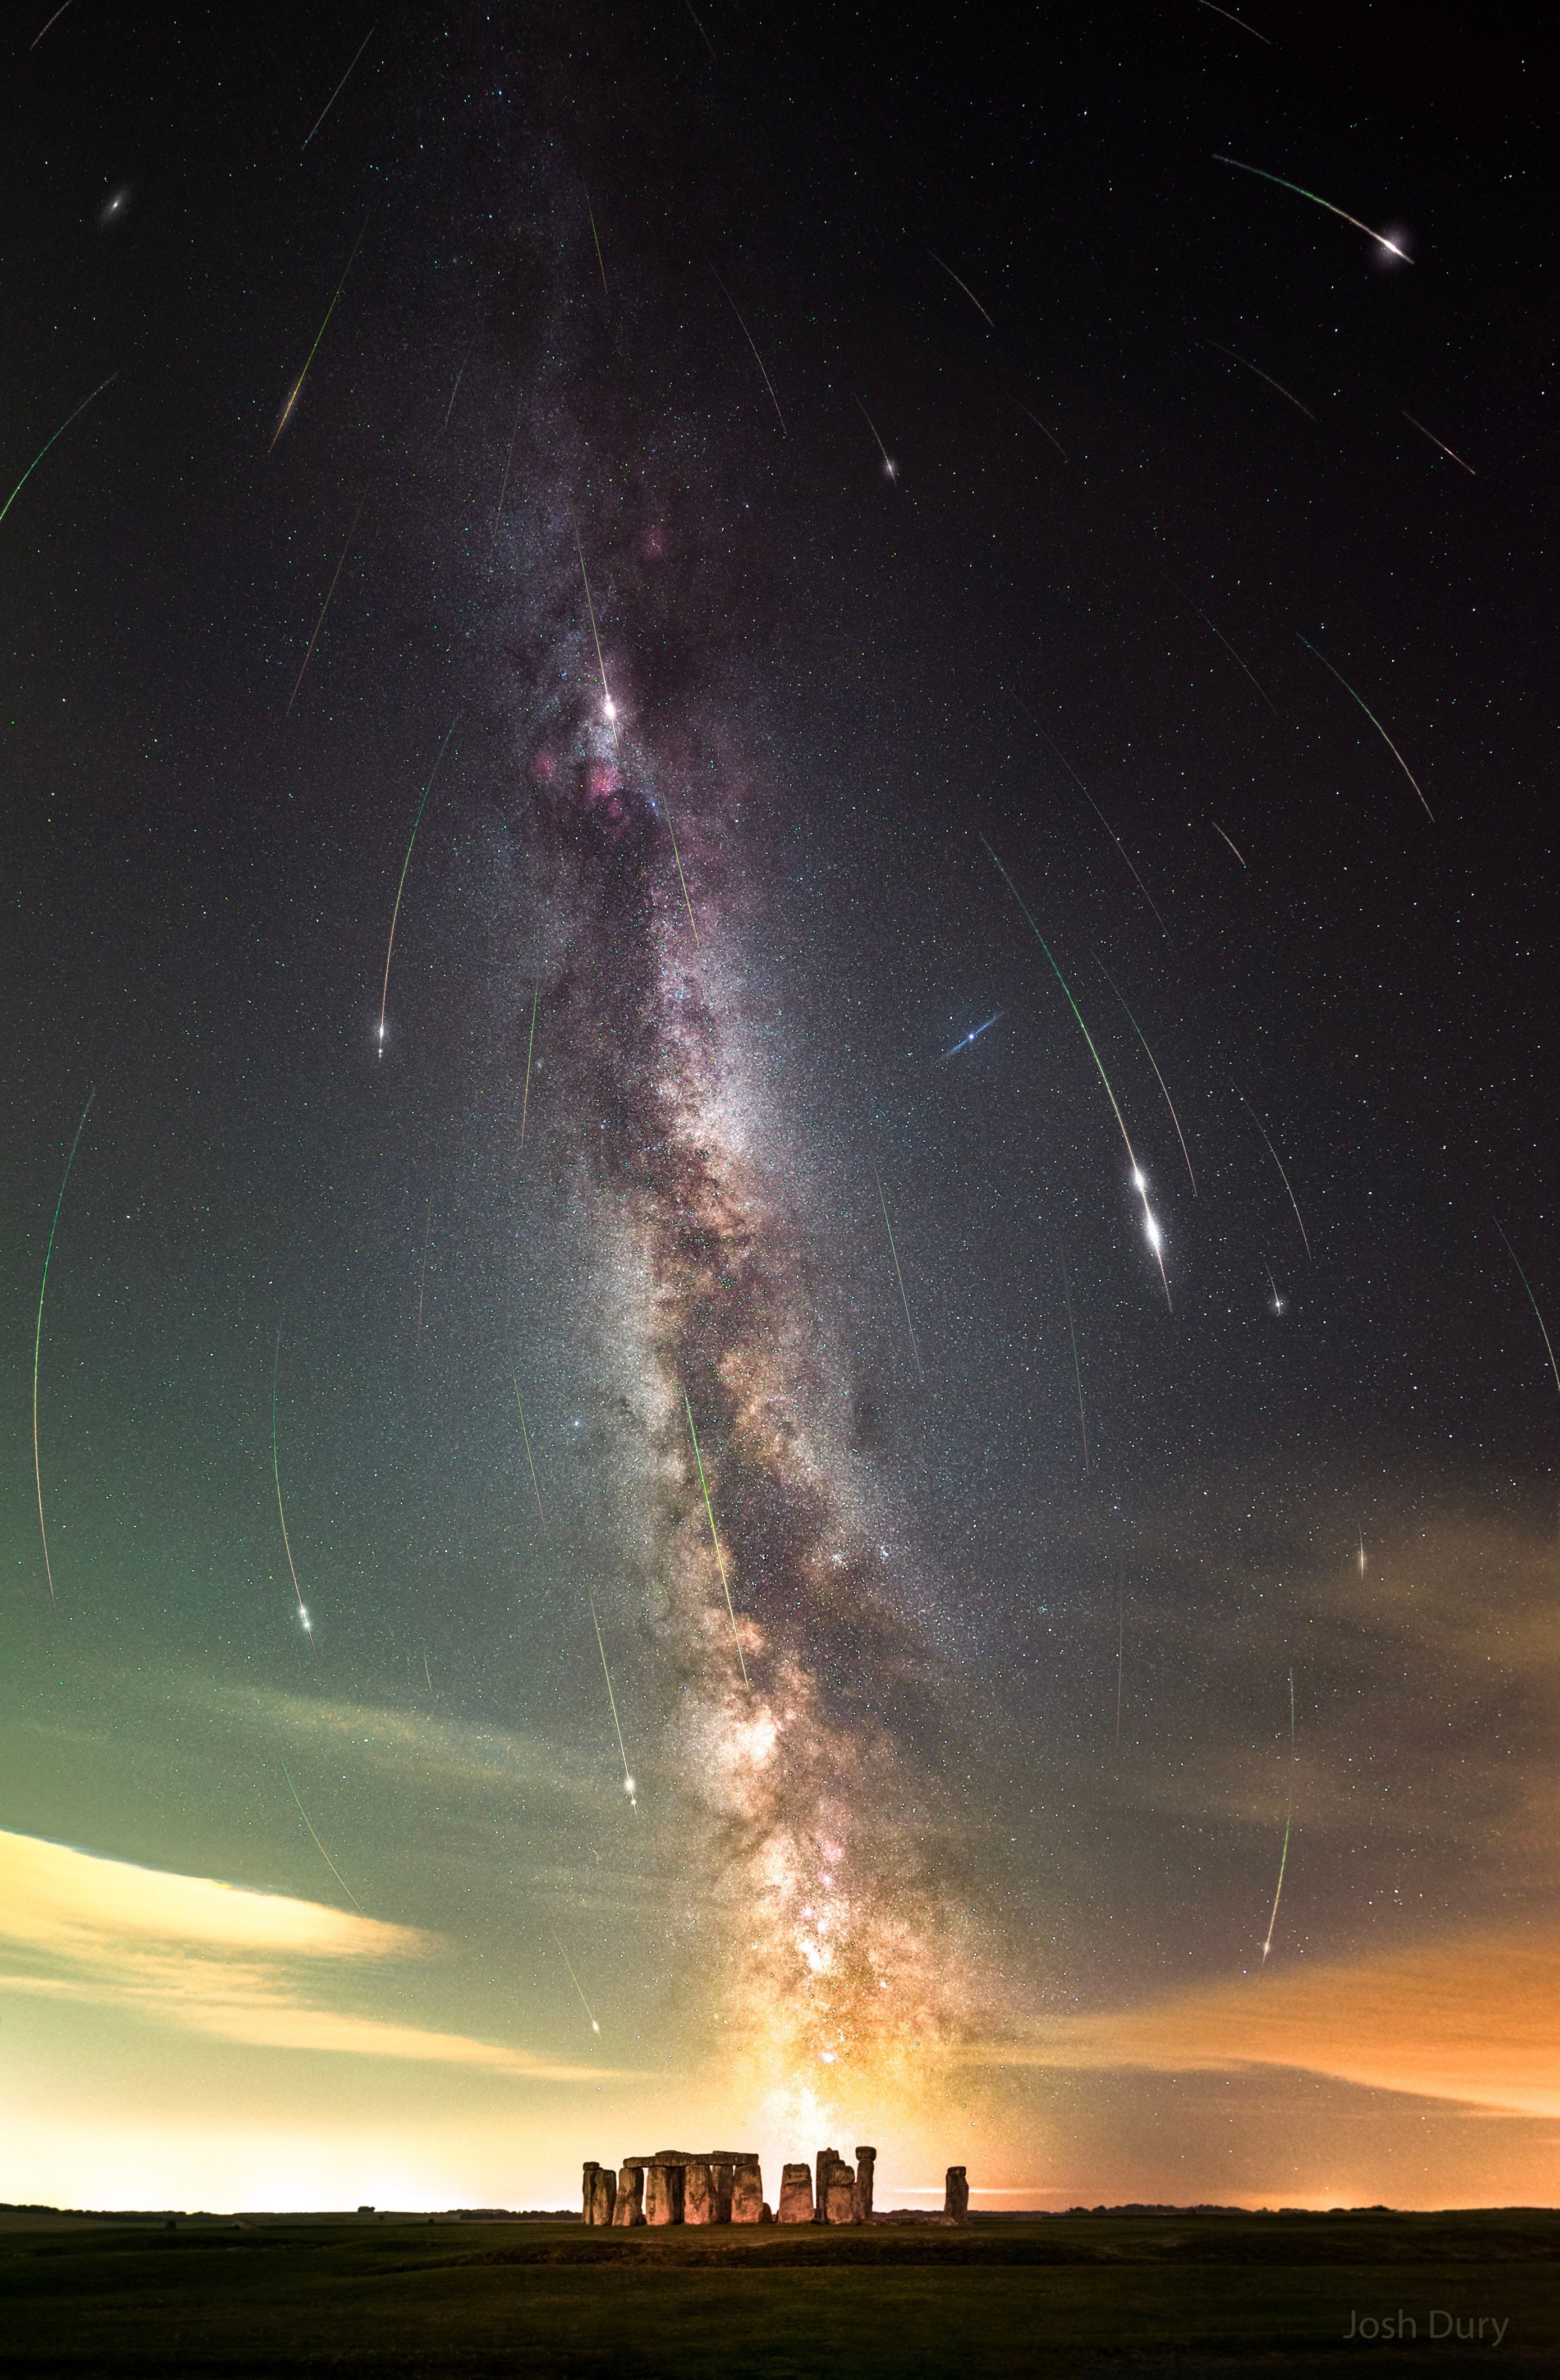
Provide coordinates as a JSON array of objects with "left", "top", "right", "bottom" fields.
[
  {"left": 591, "top": 2166, "right": 617, "bottom": 2227},
  {"left": 813, "top": 2148, "right": 839, "bottom": 2223},
  {"left": 683, "top": 2161, "right": 716, "bottom": 2225},
  {"left": 823, "top": 2157, "right": 856, "bottom": 2225},
  {"left": 582, "top": 2162, "right": 603, "bottom": 2225},
  {"left": 944, "top": 2166, "right": 970, "bottom": 2223},
  {"left": 852, "top": 2146, "right": 877, "bottom": 2224},
  {"left": 777, "top": 2162, "right": 815, "bottom": 2223},
  {"left": 611, "top": 2165, "right": 645, "bottom": 2226},
  {"left": 731, "top": 2157, "right": 765, "bottom": 2223},
  {"left": 644, "top": 2162, "right": 685, "bottom": 2226}
]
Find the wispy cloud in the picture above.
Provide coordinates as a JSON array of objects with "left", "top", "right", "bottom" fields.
[
  {"left": 967, "top": 1928, "right": 1560, "bottom": 2117},
  {"left": 0, "top": 1829, "right": 631, "bottom": 2080}
]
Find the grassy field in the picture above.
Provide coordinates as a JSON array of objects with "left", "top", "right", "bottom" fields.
[{"left": 2, "top": 2208, "right": 1555, "bottom": 2377}]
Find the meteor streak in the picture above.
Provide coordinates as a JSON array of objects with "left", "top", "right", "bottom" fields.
[
  {"left": 588, "top": 1591, "right": 637, "bottom": 1810},
  {"left": 302, "top": 22, "right": 376, "bottom": 149},
  {"left": 1495, "top": 1223, "right": 1560, "bottom": 1396},
  {"left": 269, "top": 213, "right": 369, "bottom": 451},
  {"left": 872, "top": 1165, "right": 926, "bottom": 1381},
  {"left": 1097, "top": 962, "right": 1197, "bottom": 1194},
  {"left": 520, "top": 974, "right": 541, "bottom": 1147},
  {"left": 1261, "top": 1669, "right": 1296, "bottom": 1961},
  {"left": 942, "top": 1010, "right": 1003, "bottom": 1061},
  {"left": 287, "top": 491, "right": 366, "bottom": 712},
  {"left": 1357, "top": 1528, "right": 1367, "bottom": 1575},
  {"left": 1296, "top": 634, "right": 1433, "bottom": 821},
  {"left": 1213, "top": 155, "right": 1412, "bottom": 263},
  {"left": 1264, "top": 1260, "right": 1285, "bottom": 1314},
  {"left": 1238, "top": 1092, "right": 1311, "bottom": 1258},
  {"left": 415, "top": 1196, "right": 432, "bottom": 1342},
  {"left": 854, "top": 396, "right": 898, "bottom": 482},
  {"left": 1006, "top": 392, "right": 1067, "bottom": 461},
  {"left": 33, "top": 1088, "right": 94, "bottom": 1605},
  {"left": 30, "top": 0, "right": 75, "bottom": 45},
  {"left": 584, "top": 185, "right": 609, "bottom": 298},
  {"left": 981, "top": 837, "right": 1172, "bottom": 1308},
  {"left": 684, "top": 1394, "right": 749, "bottom": 1686},
  {"left": 1402, "top": 411, "right": 1475, "bottom": 475},
  {"left": 1197, "top": 0, "right": 1271, "bottom": 39},
  {"left": 272, "top": 1328, "right": 316, "bottom": 1653},
  {"left": 280, "top": 1763, "right": 362, "bottom": 1910},
  {"left": 1, "top": 374, "right": 117, "bottom": 529},
  {"left": 680, "top": 0, "right": 718, "bottom": 60},
  {"left": 1211, "top": 819, "right": 1248, "bottom": 867},
  {"left": 1205, "top": 338, "right": 1316, "bottom": 420},
  {"left": 377, "top": 717, "right": 457, "bottom": 1058},
  {"left": 1059, "top": 1247, "right": 1089, "bottom": 1472},
  {"left": 712, "top": 270, "right": 787, "bottom": 436},
  {"left": 551, "top": 1929, "right": 601, "bottom": 2033},
  {"left": 514, "top": 1380, "right": 546, "bottom": 1525},
  {"left": 1157, "top": 571, "right": 1281, "bottom": 717},
  {"left": 926, "top": 248, "right": 994, "bottom": 327},
  {"left": 490, "top": 388, "right": 524, "bottom": 555},
  {"left": 1013, "top": 698, "right": 1168, "bottom": 937},
  {"left": 441, "top": 343, "right": 474, "bottom": 432}
]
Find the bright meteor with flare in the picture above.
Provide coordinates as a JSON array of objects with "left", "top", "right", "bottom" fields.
[
  {"left": 377, "top": 718, "right": 458, "bottom": 1059},
  {"left": 981, "top": 837, "right": 1171, "bottom": 1308},
  {"left": 1213, "top": 155, "right": 1411, "bottom": 263},
  {"left": 589, "top": 1591, "right": 637, "bottom": 1811}
]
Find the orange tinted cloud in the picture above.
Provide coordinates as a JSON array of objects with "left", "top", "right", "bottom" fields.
[
  {"left": 983, "top": 1929, "right": 1560, "bottom": 2117},
  {"left": 0, "top": 1829, "right": 630, "bottom": 2081}
]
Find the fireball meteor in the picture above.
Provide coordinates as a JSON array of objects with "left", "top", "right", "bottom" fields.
[
  {"left": 982, "top": 837, "right": 1172, "bottom": 1308},
  {"left": 1214, "top": 155, "right": 1411, "bottom": 263},
  {"left": 271, "top": 1327, "right": 316, "bottom": 1653},
  {"left": 1096, "top": 962, "right": 1197, "bottom": 1195},
  {"left": 551, "top": 1929, "right": 602, "bottom": 2033}
]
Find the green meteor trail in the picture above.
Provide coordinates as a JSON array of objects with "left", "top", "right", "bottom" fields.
[
  {"left": 377, "top": 718, "right": 458, "bottom": 1058},
  {"left": 685, "top": 1394, "right": 749, "bottom": 1686},
  {"left": 589, "top": 1591, "right": 637, "bottom": 1810},
  {"left": 1297, "top": 634, "right": 1433, "bottom": 821},
  {"left": 982, "top": 836, "right": 1172, "bottom": 1309},
  {"left": 1, "top": 375, "right": 117, "bottom": 529},
  {"left": 270, "top": 213, "right": 369, "bottom": 451},
  {"left": 280, "top": 1763, "right": 362, "bottom": 1911},
  {"left": 33, "top": 1088, "right": 95, "bottom": 1605},
  {"left": 1214, "top": 155, "right": 1411, "bottom": 263},
  {"left": 1261, "top": 1670, "right": 1297, "bottom": 1961}
]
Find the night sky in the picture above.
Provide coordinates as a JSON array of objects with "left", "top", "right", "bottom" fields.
[{"left": 4, "top": 1, "right": 1557, "bottom": 2214}]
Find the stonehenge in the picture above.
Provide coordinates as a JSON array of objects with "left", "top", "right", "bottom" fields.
[{"left": 583, "top": 2144, "right": 889, "bottom": 2227}]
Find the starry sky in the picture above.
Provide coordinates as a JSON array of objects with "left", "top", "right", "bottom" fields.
[{"left": 3, "top": 0, "right": 1557, "bottom": 2216}]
